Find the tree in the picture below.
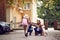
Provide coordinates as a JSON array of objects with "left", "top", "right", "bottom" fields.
[{"left": 37, "top": 0, "right": 60, "bottom": 21}]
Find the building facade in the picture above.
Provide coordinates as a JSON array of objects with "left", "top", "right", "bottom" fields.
[
  {"left": 0, "top": 0, "right": 37, "bottom": 29},
  {"left": 0, "top": 0, "right": 6, "bottom": 22}
]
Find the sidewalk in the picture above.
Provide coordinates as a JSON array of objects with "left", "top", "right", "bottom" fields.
[{"left": 0, "top": 28, "right": 60, "bottom": 40}]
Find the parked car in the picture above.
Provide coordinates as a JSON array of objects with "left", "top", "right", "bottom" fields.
[{"left": 0, "top": 22, "right": 10, "bottom": 34}]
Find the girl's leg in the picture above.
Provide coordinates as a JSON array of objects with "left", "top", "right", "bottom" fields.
[
  {"left": 24, "top": 25, "right": 28, "bottom": 37},
  {"left": 24, "top": 26, "right": 26, "bottom": 34}
]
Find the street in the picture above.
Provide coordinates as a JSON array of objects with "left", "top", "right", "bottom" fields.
[{"left": 0, "top": 28, "right": 60, "bottom": 40}]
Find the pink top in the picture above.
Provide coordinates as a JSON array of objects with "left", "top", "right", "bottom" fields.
[{"left": 22, "top": 18, "right": 28, "bottom": 25}]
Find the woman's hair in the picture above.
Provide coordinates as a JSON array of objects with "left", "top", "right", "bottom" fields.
[{"left": 37, "top": 20, "right": 41, "bottom": 24}]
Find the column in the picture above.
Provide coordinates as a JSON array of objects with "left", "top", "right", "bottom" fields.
[{"left": 31, "top": 0, "right": 37, "bottom": 23}]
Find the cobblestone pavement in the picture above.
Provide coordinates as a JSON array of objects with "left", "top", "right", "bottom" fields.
[{"left": 0, "top": 28, "right": 60, "bottom": 40}]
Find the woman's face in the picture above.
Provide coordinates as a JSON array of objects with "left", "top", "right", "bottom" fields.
[{"left": 37, "top": 20, "right": 40, "bottom": 23}]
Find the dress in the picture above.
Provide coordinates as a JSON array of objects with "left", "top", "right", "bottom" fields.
[{"left": 22, "top": 18, "right": 28, "bottom": 26}]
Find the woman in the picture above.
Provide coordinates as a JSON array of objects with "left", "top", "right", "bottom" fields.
[{"left": 34, "top": 20, "right": 44, "bottom": 36}]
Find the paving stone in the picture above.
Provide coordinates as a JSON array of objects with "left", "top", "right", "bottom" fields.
[{"left": 0, "top": 29, "right": 60, "bottom": 40}]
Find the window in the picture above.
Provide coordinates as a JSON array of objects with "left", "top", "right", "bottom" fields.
[
  {"left": 14, "top": 0, "right": 18, "bottom": 6},
  {"left": 23, "top": 3, "right": 30, "bottom": 10}
]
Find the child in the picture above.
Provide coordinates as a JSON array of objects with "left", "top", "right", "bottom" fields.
[
  {"left": 34, "top": 20, "right": 43, "bottom": 36},
  {"left": 27, "top": 23, "right": 33, "bottom": 36},
  {"left": 21, "top": 15, "right": 29, "bottom": 37}
]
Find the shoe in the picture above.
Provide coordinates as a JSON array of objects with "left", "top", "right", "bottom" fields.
[
  {"left": 35, "top": 32, "right": 38, "bottom": 36},
  {"left": 29, "top": 32, "right": 31, "bottom": 36},
  {"left": 25, "top": 33, "right": 28, "bottom": 37}
]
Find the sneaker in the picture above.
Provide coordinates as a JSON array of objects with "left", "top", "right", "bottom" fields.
[
  {"left": 29, "top": 32, "right": 31, "bottom": 36},
  {"left": 25, "top": 33, "right": 28, "bottom": 37}
]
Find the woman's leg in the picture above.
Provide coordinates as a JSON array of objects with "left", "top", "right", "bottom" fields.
[
  {"left": 41, "top": 29, "right": 44, "bottom": 36},
  {"left": 29, "top": 30, "right": 33, "bottom": 36},
  {"left": 34, "top": 28, "right": 38, "bottom": 36}
]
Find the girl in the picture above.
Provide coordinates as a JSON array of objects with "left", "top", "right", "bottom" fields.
[{"left": 22, "top": 14, "right": 29, "bottom": 37}]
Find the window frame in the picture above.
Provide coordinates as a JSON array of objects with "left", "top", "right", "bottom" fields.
[{"left": 23, "top": 2, "right": 31, "bottom": 10}]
